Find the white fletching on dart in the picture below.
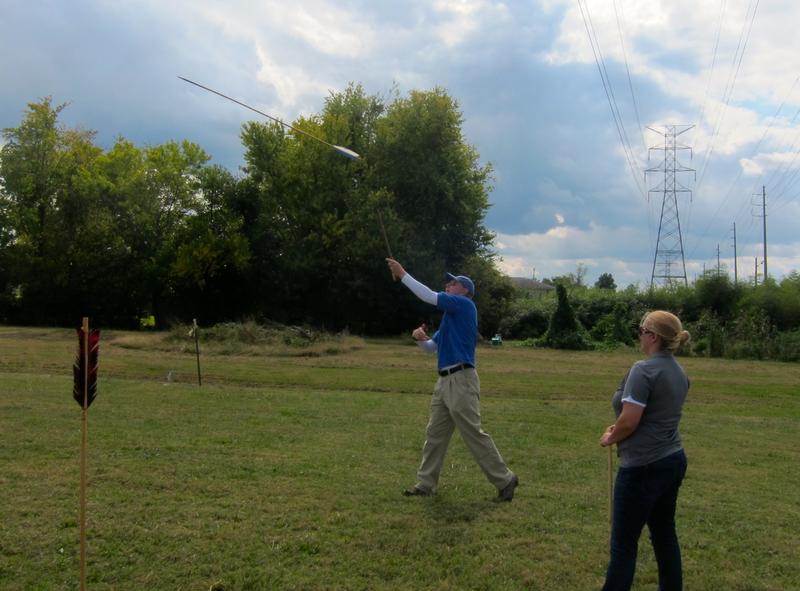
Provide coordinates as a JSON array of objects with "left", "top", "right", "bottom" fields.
[{"left": 333, "top": 145, "right": 360, "bottom": 159}]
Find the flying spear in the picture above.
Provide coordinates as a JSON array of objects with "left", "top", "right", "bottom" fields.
[{"left": 178, "top": 76, "right": 360, "bottom": 159}]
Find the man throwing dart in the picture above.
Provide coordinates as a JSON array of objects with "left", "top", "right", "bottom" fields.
[{"left": 386, "top": 258, "right": 518, "bottom": 501}]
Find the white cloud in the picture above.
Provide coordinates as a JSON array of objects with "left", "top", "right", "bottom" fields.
[
  {"left": 494, "top": 221, "right": 652, "bottom": 285},
  {"left": 254, "top": 44, "right": 331, "bottom": 108},
  {"left": 740, "top": 158, "right": 763, "bottom": 176},
  {"left": 189, "top": 1, "right": 374, "bottom": 59},
  {"left": 432, "top": 0, "right": 510, "bottom": 47},
  {"left": 3, "top": 0, "right": 800, "bottom": 287}
]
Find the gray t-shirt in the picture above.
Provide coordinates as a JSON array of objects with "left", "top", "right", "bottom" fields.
[{"left": 612, "top": 351, "right": 689, "bottom": 468}]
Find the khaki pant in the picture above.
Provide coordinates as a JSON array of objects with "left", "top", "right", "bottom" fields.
[{"left": 415, "top": 368, "right": 514, "bottom": 493}]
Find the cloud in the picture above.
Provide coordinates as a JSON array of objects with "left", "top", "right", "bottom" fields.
[
  {"left": 254, "top": 45, "right": 331, "bottom": 107},
  {"left": 432, "top": 0, "right": 511, "bottom": 47},
  {"left": 494, "top": 220, "right": 653, "bottom": 285},
  {"left": 2, "top": 0, "right": 800, "bottom": 286}
]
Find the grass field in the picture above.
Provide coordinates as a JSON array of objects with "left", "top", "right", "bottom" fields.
[{"left": 1, "top": 326, "right": 798, "bottom": 590}]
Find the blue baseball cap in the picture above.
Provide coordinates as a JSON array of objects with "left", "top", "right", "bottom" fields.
[{"left": 445, "top": 272, "right": 475, "bottom": 296}]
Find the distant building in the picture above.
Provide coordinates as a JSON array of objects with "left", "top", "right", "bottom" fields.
[{"left": 509, "top": 277, "right": 556, "bottom": 298}]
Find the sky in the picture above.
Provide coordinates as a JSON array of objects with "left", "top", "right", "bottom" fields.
[{"left": 2, "top": 0, "right": 799, "bottom": 288}]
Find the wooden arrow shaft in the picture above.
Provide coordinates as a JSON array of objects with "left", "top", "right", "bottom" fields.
[{"left": 80, "top": 316, "right": 89, "bottom": 591}]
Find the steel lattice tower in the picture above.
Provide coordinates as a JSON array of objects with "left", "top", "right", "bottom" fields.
[{"left": 645, "top": 125, "right": 695, "bottom": 289}]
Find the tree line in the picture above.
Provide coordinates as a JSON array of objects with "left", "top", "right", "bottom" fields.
[
  {"left": 501, "top": 271, "right": 800, "bottom": 361},
  {"left": 0, "top": 88, "right": 514, "bottom": 335},
  {"left": 2, "top": 89, "right": 798, "bottom": 359}
]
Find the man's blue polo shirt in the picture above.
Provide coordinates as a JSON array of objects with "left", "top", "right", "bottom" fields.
[{"left": 431, "top": 292, "right": 477, "bottom": 369}]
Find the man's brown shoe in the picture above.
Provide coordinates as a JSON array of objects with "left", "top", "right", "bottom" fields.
[
  {"left": 403, "top": 486, "right": 432, "bottom": 497},
  {"left": 497, "top": 475, "right": 518, "bottom": 502}
]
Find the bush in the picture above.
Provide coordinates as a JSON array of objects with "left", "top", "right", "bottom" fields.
[
  {"left": 694, "top": 273, "right": 740, "bottom": 321},
  {"left": 688, "top": 312, "right": 726, "bottom": 358},
  {"left": 542, "top": 284, "right": 591, "bottom": 350},
  {"left": 502, "top": 308, "right": 550, "bottom": 339},
  {"left": 725, "top": 310, "right": 777, "bottom": 360},
  {"left": 774, "top": 330, "right": 800, "bottom": 362},
  {"left": 590, "top": 302, "right": 636, "bottom": 346}
]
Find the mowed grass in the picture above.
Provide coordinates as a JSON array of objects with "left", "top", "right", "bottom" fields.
[{"left": 0, "top": 326, "right": 798, "bottom": 590}]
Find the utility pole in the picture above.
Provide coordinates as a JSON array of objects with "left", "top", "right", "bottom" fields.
[
  {"left": 646, "top": 125, "right": 695, "bottom": 289},
  {"left": 762, "top": 185, "right": 768, "bottom": 281},
  {"left": 731, "top": 222, "right": 738, "bottom": 285},
  {"left": 716, "top": 244, "right": 721, "bottom": 276},
  {"left": 754, "top": 257, "right": 759, "bottom": 287}
]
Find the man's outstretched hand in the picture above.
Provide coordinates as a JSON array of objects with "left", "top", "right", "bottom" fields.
[
  {"left": 386, "top": 258, "right": 407, "bottom": 280},
  {"left": 412, "top": 323, "right": 429, "bottom": 341}
]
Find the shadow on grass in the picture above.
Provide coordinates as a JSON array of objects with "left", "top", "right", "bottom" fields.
[{"left": 421, "top": 492, "right": 504, "bottom": 525}]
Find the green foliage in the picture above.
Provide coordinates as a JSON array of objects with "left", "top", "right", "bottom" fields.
[
  {"left": 462, "top": 255, "right": 515, "bottom": 337},
  {"left": 694, "top": 272, "right": 740, "bottom": 321},
  {"left": 589, "top": 302, "right": 636, "bottom": 346},
  {"left": 542, "top": 284, "right": 591, "bottom": 350},
  {"left": 504, "top": 278, "right": 799, "bottom": 362},
  {"left": 594, "top": 272, "right": 616, "bottom": 290},
  {"left": 689, "top": 311, "right": 726, "bottom": 358},
  {"left": 774, "top": 329, "right": 800, "bottom": 362},
  {"left": 500, "top": 306, "right": 551, "bottom": 340},
  {"left": 547, "top": 263, "right": 589, "bottom": 289},
  {"left": 1, "top": 86, "right": 506, "bottom": 335},
  {"left": 724, "top": 309, "right": 777, "bottom": 360},
  {"left": 643, "top": 284, "right": 699, "bottom": 321},
  {"left": 739, "top": 276, "right": 800, "bottom": 331}
]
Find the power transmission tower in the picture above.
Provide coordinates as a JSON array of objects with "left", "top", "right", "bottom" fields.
[{"left": 645, "top": 125, "right": 695, "bottom": 289}]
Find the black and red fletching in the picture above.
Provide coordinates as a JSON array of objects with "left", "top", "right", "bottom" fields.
[{"left": 73, "top": 328, "right": 100, "bottom": 408}]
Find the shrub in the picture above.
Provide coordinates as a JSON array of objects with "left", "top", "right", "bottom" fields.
[
  {"left": 725, "top": 310, "right": 776, "bottom": 360},
  {"left": 687, "top": 312, "right": 725, "bottom": 358},
  {"left": 503, "top": 308, "right": 550, "bottom": 339},
  {"left": 590, "top": 302, "right": 636, "bottom": 346},
  {"left": 774, "top": 330, "right": 800, "bottom": 362},
  {"left": 542, "top": 284, "right": 591, "bottom": 350}
]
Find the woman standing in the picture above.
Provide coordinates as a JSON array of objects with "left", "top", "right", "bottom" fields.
[{"left": 600, "top": 311, "right": 691, "bottom": 591}]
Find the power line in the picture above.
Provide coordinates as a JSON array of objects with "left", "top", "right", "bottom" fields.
[
  {"left": 610, "top": 0, "right": 655, "bottom": 251},
  {"left": 687, "top": 72, "right": 797, "bottom": 260},
  {"left": 695, "top": 0, "right": 760, "bottom": 193},
  {"left": 613, "top": 0, "right": 646, "bottom": 154},
  {"left": 692, "top": 0, "right": 728, "bottom": 149},
  {"left": 576, "top": 0, "right": 646, "bottom": 199}
]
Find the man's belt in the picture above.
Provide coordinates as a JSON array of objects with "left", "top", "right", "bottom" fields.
[{"left": 438, "top": 363, "right": 473, "bottom": 377}]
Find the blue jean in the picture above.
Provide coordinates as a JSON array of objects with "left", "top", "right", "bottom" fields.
[{"left": 602, "top": 449, "right": 688, "bottom": 591}]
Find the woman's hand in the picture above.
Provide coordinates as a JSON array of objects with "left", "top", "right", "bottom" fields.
[{"left": 600, "top": 425, "right": 615, "bottom": 447}]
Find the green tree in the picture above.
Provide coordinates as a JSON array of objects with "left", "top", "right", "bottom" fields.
[
  {"left": 0, "top": 86, "right": 520, "bottom": 335},
  {"left": 461, "top": 255, "right": 515, "bottom": 338},
  {"left": 694, "top": 271, "right": 739, "bottom": 321},
  {"left": 595, "top": 272, "right": 617, "bottom": 290},
  {"left": 371, "top": 88, "right": 494, "bottom": 271},
  {"left": 138, "top": 140, "right": 210, "bottom": 325},
  {"left": 0, "top": 97, "right": 103, "bottom": 324},
  {"left": 543, "top": 284, "right": 591, "bottom": 350},
  {"left": 169, "top": 165, "right": 251, "bottom": 323},
  {"left": 239, "top": 84, "right": 502, "bottom": 335}
]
